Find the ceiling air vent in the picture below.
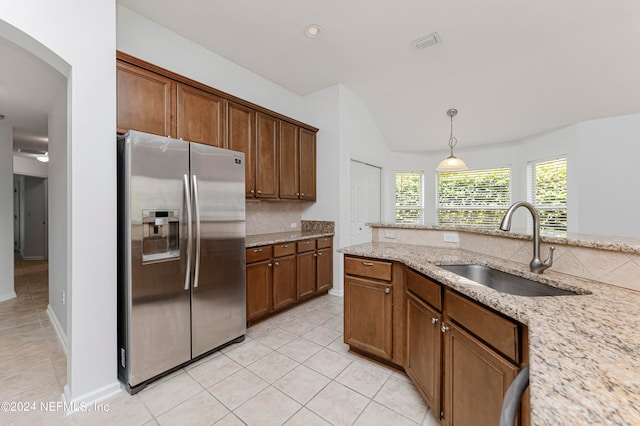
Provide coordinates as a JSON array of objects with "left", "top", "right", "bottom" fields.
[{"left": 413, "top": 32, "right": 441, "bottom": 50}]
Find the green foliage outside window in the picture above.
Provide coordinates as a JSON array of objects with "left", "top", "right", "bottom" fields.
[
  {"left": 437, "top": 168, "right": 511, "bottom": 227},
  {"left": 396, "top": 173, "right": 423, "bottom": 224},
  {"left": 531, "top": 158, "right": 567, "bottom": 236}
]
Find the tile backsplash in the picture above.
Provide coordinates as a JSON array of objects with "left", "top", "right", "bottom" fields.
[{"left": 246, "top": 201, "right": 302, "bottom": 235}]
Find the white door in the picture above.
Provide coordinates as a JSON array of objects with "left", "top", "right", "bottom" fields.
[{"left": 349, "top": 160, "right": 381, "bottom": 245}]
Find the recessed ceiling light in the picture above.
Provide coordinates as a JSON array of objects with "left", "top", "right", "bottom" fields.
[
  {"left": 412, "top": 32, "right": 442, "bottom": 50},
  {"left": 304, "top": 24, "right": 323, "bottom": 39}
]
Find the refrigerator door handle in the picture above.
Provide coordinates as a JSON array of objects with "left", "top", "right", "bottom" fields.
[
  {"left": 192, "top": 174, "right": 201, "bottom": 288},
  {"left": 183, "top": 174, "right": 193, "bottom": 291}
]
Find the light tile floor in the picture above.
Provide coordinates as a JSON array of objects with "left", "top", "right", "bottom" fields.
[{"left": 1, "top": 261, "right": 441, "bottom": 426}]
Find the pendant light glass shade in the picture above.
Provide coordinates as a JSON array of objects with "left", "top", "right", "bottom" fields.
[{"left": 436, "top": 109, "right": 468, "bottom": 172}]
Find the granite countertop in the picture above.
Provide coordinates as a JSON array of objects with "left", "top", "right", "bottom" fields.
[
  {"left": 246, "top": 230, "right": 334, "bottom": 248},
  {"left": 368, "top": 222, "right": 640, "bottom": 254},
  {"left": 339, "top": 241, "right": 640, "bottom": 425}
]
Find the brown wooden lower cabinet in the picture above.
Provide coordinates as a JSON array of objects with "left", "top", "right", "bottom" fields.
[
  {"left": 442, "top": 322, "right": 519, "bottom": 426},
  {"left": 344, "top": 275, "right": 393, "bottom": 361},
  {"left": 406, "top": 291, "right": 442, "bottom": 414},
  {"left": 246, "top": 237, "right": 333, "bottom": 323},
  {"left": 246, "top": 259, "right": 272, "bottom": 321},
  {"left": 297, "top": 251, "right": 316, "bottom": 299},
  {"left": 272, "top": 254, "right": 296, "bottom": 310}
]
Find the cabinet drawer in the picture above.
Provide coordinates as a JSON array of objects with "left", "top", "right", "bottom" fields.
[
  {"left": 297, "top": 239, "right": 316, "bottom": 253},
  {"left": 406, "top": 268, "right": 442, "bottom": 312},
  {"left": 246, "top": 246, "right": 273, "bottom": 263},
  {"left": 344, "top": 257, "right": 392, "bottom": 281},
  {"left": 445, "top": 289, "right": 520, "bottom": 363},
  {"left": 317, "top": 237, "right": 333, "bottom": 249},
  {"left": 273, "top": 242, "right": 296, "bottom": 257}
]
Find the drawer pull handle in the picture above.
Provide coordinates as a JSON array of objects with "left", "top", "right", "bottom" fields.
[
  {"left": 441, "top": 325, "right": 450, "bottom": 333},
  {"left": 432, "top": 318, "right": 439, "bottom": 324},
  {"left": 362, "top": 262, "right": 374, "bottom": 266},
  {"left": 282, "top": 244, "right": 288, "bottom": 248},
  {"left": 385, "top": 288, "right": 390, "bottom": 294},
  {"left": 254, "top": 249, "right": 263, "bottom": 253}
]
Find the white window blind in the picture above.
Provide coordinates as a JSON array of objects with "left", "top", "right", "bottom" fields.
[
  {"left": 396, "top": 172, "right": 424, "bottom": 224},
  {"left": 527, "top": 157, "right": 567, "bottom": 236},
  {"left": 437, "top": 167, "right": 511, "bottom": 227}
]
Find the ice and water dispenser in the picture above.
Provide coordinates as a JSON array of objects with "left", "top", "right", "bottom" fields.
[{"left": 141, "top": 210, "right": 180, "bottom": 263}]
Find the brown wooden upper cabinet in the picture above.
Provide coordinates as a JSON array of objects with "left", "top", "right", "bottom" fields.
[
  {"left": 227, "top": 101, "right": 256, "bottom": 197},
  {"left": 117, "top": 61, "right": 175, "bottom": 137},
  {"left": 176, "top": 83, "right": 226, "bottom": 148},
  {"left": 255, "top": 112, "right": 279, "bottom": 199},
  {"left": 116, "top": 52, "right": 318, "bottom": 202},
  {"left": 279, "top": 123, "right": 316, "bottom": 201}
]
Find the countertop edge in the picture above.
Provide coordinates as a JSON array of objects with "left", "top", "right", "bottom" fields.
[{"left": 246, "top": 231, "right": 334, "bottom": 248}]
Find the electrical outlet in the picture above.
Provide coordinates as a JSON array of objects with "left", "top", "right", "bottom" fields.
[
  {"left": 443, "top": 232, "right": 459, "bottom": 243},
  {"left": 291, "top": 222, "right": 297, "bottom": 229},
  {"left": 384, "top": 231, "right": 397, "bottom": 239},
  {"left": 61, "top": 290, "right": 66, "bottom": 305}
]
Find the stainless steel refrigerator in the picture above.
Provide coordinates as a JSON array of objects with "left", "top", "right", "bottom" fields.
[{"left": 117, "top": 130, "right": 246, "bottom": 393}]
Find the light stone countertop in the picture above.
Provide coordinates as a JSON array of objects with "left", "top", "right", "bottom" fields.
[
  {"left": 246, "top": 230, "right": 334, "bottom": 248},
  {"left": 368, "top": 222, "right": 640, "bottom": 254},
  {"left": 339, "top": 241, "right": 640, "bottom": 425}
]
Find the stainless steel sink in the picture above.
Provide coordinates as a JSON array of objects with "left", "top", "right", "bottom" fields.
[{"left": 438, "top": 264, "right": 579, "bottom": 296}]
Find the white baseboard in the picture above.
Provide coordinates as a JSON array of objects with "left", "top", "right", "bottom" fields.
[
  {"left": 329, "top": 288, "right": 344, "bottom": 297},
  {"left": 0, "top": 291, "right": 17, "bottom": 302},
  {"left": 46, "top": 305, "right": 68, "bottom": 356},
  {"left": 62, "top": 382, "right": 122, "bottom": 415}
]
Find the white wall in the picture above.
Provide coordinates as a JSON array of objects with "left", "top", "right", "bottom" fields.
[
  {"left": 422, "top": 113, "right": 640, "bottom": 238},
  {"left": 0, "top": 123, "right": 15, "bottom": 302},
  {"left": 1, "top": 0, "right": 118, "bottom": 405},
  {"left": 13, "top": 156, "right": 48, "bottom": 178},
  {"left": 48, "top": 83, "right": 68, "bottom": 338}
]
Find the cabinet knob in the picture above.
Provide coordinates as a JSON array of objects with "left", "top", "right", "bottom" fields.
[
  {"left": 441, "top": 325, "right": 450, "bottom": 333},
  {"left": 268, "top": 263, "right": 273, "bottom": 268},
  {"left": 313, "top": 253, "right": 317, "bottom": 257},
  {"left": 250, "top": 189, "right": 255, "bottom": 194},
  {"left": 296, "top": 192, "right": 300, "bottom": 196},
  {"left": 301, "top": 193, "right": 304, "bottom": 196},
  {"left": 283, "top": 244, "right": 288, "bottom": 248},
  {"left": 318, "top": 252, "right": 322, "bottom": 256},
  {"left": 432, "top": 318, "right": 439, "bottom": 324},
  {"left": 385, "top": 288, "right": 390, "bottom": 294},
  {"left": 274, "top": 262, "right": 279, "bottom": 266},
  {"left": 257, "top": 190, "right": 262, "bottom": 194}
]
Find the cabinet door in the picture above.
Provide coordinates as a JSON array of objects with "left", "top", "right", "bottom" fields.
[
  {"left": 344, "top": 276, "right": 393, "bottom": 361},
  {"left": 255, "top": 112, "right": 279, "bottom": 199},
  {"left": 297, "top": 251, "right": 316, "bottom": 298},
  {"left": 299, "top": 128, "right": 316, "bottom": 201},
  {"left": 246, "top": 260, "right": 272, "bottom": 321},
  {"left": 176, "top": 83, "right": 226, "bottom": 147},
  {"left": 279, "top": 121, "right": 299, "bottom": 199},
  {"left": 273, "top": 254, "right": 297, "bottom": 310},
  {"left": 316, "top": 247, "right": 333, "bottom": 293},
  {"left": 228, "top": 102, "right": 256, "bottom": 197},
  {"left": 117, "top": 61, "right": 175, "bottom": 137},
  {"left": 406, "top": 292, "right": 442, "bottom": 414},
  {"left": 442, "top": 322, "right": 518, "bottom": 426}
]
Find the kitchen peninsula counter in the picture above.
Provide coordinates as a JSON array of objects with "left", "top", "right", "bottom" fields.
[{"left": 339, "top": 241, "right": 640, "bottom": 425}]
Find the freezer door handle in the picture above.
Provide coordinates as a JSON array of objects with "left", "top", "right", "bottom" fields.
[
  {"left": 183, "top": 174, "right": 193, "bottom": 291},
  {"left": 192, "top": 174, "right": 201, "bottom": 288}
]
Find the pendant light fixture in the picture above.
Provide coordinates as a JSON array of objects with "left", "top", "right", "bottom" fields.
[{"left": 436, "top": 108, "right": 468, "bottom": 172}]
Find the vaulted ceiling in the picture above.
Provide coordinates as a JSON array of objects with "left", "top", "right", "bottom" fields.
[{"left": 117, "top": 0, "right": 640, "bottom": 152}]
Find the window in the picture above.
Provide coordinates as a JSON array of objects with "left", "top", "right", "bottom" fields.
[
  {"left": 395, "top": 172, "right": 424, "bottom": 224},
  {"left": 437, "top": 167, "right": 511, "bottom": 227},
  {"left": 528, "top": 157, "right": 567, "bottom": 236}
]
